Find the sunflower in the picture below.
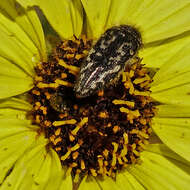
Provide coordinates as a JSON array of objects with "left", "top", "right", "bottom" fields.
[{"left": 0, "top": 0, "right": 190, "bottom": 190}]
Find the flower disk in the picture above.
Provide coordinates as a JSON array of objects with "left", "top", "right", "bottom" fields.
[{"left": 29, "top": 35, "right": 156, "bottom": 181}]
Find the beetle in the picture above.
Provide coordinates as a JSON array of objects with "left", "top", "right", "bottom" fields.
[
  {"left": 49, "top": 92, "right": 69, "bottom": 112},
  {"left": 74, "top": 25, "right": 142, "bottom": 98}
]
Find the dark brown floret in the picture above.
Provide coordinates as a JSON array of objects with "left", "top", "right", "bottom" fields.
[{"left": 28, "top": 35, "right": 156, "bottom": 181}]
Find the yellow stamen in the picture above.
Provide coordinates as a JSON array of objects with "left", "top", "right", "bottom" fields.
[
  {"left": 133, "top": 150, "right": 140, "bottom": 156},
  {"left": 37, "top": 82, "right": 59, "bottom": 89},
  {"left": 72, "top": 152, "right": 79, "bottom": 160},
  {"left": 140, "top": 80, "right": 151, "bottom": 88},
  {"left": 35, "top": 115, "right": 41, "bottom": 123},
  {"left": 40, "top": 106, "right": 47, "bottom": 115},
  {"left": 99, "top": 111, "right": 108, "bottom": 118},
  {"left": 44, "top": 92, "right": 51, "bottom": 99},
  {"left": 53, "top": 119, "right": 77, "bottom": 126},
  {"left": 123, "top": 133, "right": 128, "bottom": 145},
  {"left": 59, "top": 113, "right": 68, "bottom": 119},
  {"left": 112, "top": 99, "right": 135, "bottom": 108},
  {"left": 71, "top": 117, "right": 88, "bottom": 135},
  {"left": 32, "top": 89, "right": 40, "bottom": 95},
  {"left": 82, "top": 50, "right": 89, "bottom": 55},
  {"left": 63, "top": 47, "right": 75, "bottom": 52},
  {"left": 65, "top": 54, "right": 75, "bottom": 59},
  {"left": 35, "top": 76, "right": 43, "bottom": 81},
  {"left": 129, "top": 70, "right": 134, "bottom": 78},
  {"left": 54, "top": 137, "right": 62, "bottom": 145},
  {"left": 130, "top": 129, "right": 149, "bottom": 139},
  {"left": 139, "top": 118, "right": 147, "bottom": 125},
  {"left": 103, "top": 149, "right": 109, "bottom": 158},
  {"left": 69, "top": 133, "right": 75, "bottom": 142},
  {"left": 117, "top": 157, "right": 123, "bottom": 165},
  {"left": 55, "top": 147, "right": 61, "bottom": 151},
  {"left": 58, "top": 59, "right": 79, "bottom": 74},
  {"left": 104, "top": 161, "right": 108, "bottom": 166},
  {"left": 35, "top": 102, "right": 41, "bottom": 106},
  {"left": 129, "top": 83, "right": 135, "bottom": 94},
  {"left": 127, "top": 110, "right": 141, "bottom": 121},
  {"left": 120, "top": 145, "right": 128, "bottom": 157},
  {"left": 73, "top": 104, "right": 78, "bottom": 110},
  {"left": 133, "top": 75, "right": 150, "bottom": 84},
  {"left": 55, "top": 128, "right": 61, "bottom": 136},
  {"left": 71, "top": 143, "right": 80, "bottom": 151},
  {"left": 138, "top": 131, "right": 149, "bottom": 139},
  {"left": 112, "top": 142, "right": 118, "bottom": 153},
  {"left": 131, "top": 143, "right": 136, "bottom": 150},
  {"left": 74, "top": 169, "right": 81, "bottom": 183},
  {"left": 113, "top": 125, "right": 119, "bottom": 133},
  {"left": 107, "top": 123, "right": 112, "bottom": 127},
  {"left": 98, "top": 90, "right": 104, "bottom": 96},
  {"left": 120, "top": 107, "right": 129, "bottom": 113},
  {"left": 98, "top": 156, "right": 104, "bottom": 174},
  {"left": 66, "top": 163, "right": 78, "bottom": 176},
  {"left": 81, "top": 160, "right": 85, "bottom": 170},
  {"left": 122, "top": 72, "right": 127, "bottom": 82},
  {"left": 61, "top": 73, "right": 67, "bottom": 79},
  {"left": 50, "top": 135, "right": 55, "bottom": 143},
  {"left": 139, "top": 142, "right": 146, "bottom": 149},
  {"left": 133, "top": 90, "right": 150, "bottom": 96},
  {"left": 55, "top": 79, "right": 73, "bottom": 87},
  {"left": 90, "top": 169, "right": 97, "bottom": 177},
  {"left": 44, "top": 120, "right": 51, "bottom": 127},
  {"left": 111, "top": 154, "right": 117, "bottom": 166},
  {"left": 61, "top": 150, "right": 71, "bottom": 161},
  {"left": 75, "top": 54, "right": 85, "bottom": 60}
]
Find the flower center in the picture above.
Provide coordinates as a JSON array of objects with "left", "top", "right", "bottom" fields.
[{"left": 28, "top": 35, "right": 156, "bottom": 182}]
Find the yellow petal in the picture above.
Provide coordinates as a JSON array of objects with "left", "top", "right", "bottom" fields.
[
  {"left": 147, "top": 144, "right": 190, "bottom": 175},
  {"left": 152, "top": 117, "right": 190, "bottom": 162},
  {"left": 59, "top": 167, "right": 72, "bottom": 190},
  {"left": 129, "top": 144, "right": 190, "bottom": 190},
  {"left": 0, "top": 131, "right": 37, "bottom": 184},
  {"left": 156, "top": 104, "right": 190, "bottom": 118},
  {"left": 94, "top": 173, "right": 143, "bottom": 190},
  {"left": 32, "top": 150, "right": 52, "bottom": 189},
  {"left": 140, "top": 33, "right": 190, "bottom": 68},
  {"left": 0, "top": 1, "right": 47, "bottom": 98},
  {"left": 45, "top": 149, "right": 63, "bottom": 190},
  {"left": 152, "top": 83, "right": 190, "bottom": 106},
  {"left": 115, "top": 170, "right": 145, "bottom": 190},
  {"left": 0, "top": 0, "right": 46, "bottom": 61},
  {"left": 81, "top": 0, "right": 111, "bottom": 38},
  {"left": 0, "top": 117, "right": 38, "bottom": 139},
  {"left": 0, "top": 97, "right": 32, "bottom": 120},
  {"left": 151, "top": 38, "right": 190, "bottom": 92},
  {"left": 0, "top": 97, "right": 32, "bottom": 111},
  {"left": 0, "top": 1, "right": 46, "bottom": 66},
  {"left": 18, "top": 0, "right": 83, "bottom": 39},
  {"left": 106, "top": 0, "right": 190, "bottom": 43},
  {"left": 0, "top": 136, "right": 49, "bottom": 189},
  {"left": 78, "top": 176, "right": 101, "bottom": 190},
  {"left": 0, "top": 72, "right": 33, "bottom": 99}
]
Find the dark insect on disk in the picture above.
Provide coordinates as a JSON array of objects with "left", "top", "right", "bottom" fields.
[
  {"left": 74, "top": 25, "right": 142, "bottom": 98},
  {"left": 50, "top": 92, "right": 71, "bottom": 113}
]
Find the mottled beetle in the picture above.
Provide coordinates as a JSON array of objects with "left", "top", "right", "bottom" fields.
[{"left": 74, "top": 25, "right": 142, "bottom": 98}]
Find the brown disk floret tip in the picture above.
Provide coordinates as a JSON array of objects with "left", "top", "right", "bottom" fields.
[{"left": 28, "top": 35, "right": 156, "bottom": 182}]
